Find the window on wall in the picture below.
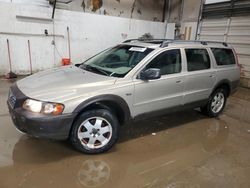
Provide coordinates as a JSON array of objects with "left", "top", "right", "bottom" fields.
[
  {"left": 211, "top": 48, "right": 236, "bottom": 66},
  {"left": 185, "top": 49, "right": 211, "bottom": 71},
  {"left": 146, "top": 49, "right": 182, "bottom": 76}
]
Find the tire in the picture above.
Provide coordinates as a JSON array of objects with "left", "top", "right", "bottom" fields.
[
  {"left": 70, "top": 109, "right": 119, "bottom": 154},
  {"left": 201, "top": 88, "right": 227, "bottom": 118}
]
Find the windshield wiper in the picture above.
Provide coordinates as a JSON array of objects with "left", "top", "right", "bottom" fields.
[{"left": 83, "top": 65, "right": 109, "bottom": 76}]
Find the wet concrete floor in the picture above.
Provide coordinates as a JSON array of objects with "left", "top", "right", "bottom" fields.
[{"left": 0, "top": 78, "right": 250, "bottom": 188}]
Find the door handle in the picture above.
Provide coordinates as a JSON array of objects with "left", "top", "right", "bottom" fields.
[
  {"left": 209, "top": 74, "right": 215, "bottom": 78},
  {"left": 176, "top": 80, "right": 182, "bottom": 83}
]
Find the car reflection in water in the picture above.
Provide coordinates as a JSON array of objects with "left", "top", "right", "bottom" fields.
[{"left": 78, "top": 160, "right": 110, "bottom": 187}]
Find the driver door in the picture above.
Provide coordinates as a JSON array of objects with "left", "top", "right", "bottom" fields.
[{"left": 133, "top": 49, "right": 185, "bottom": 117}]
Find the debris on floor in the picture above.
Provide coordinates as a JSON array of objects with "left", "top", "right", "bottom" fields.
[{"left": 5, "top": 72, "right": 17, "bottom": 79}]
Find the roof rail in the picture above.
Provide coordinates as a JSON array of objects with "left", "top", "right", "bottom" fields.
[
  {"left": 160, "top": 40, "right": 228, "bottom": 47},
  {"left": 203, "top": 41, "right": 228, "bottom": 47},
  {"left": 123, "top": 39, "right": 228, "bottom": 48}
]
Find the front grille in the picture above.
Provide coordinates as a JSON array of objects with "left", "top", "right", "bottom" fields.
[{"left": 8, "top": 89, "right": 16, "bottom": 109}]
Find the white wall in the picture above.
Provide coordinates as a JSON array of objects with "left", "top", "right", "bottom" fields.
[
  {"left": 0, "top": 0, "right": 166, "bottom": 22},
  {"left": 0, "top": 2, "right": 166, "bottom": 75},
  {"left": 65, "top": 0, "right": 165, "bottom": 22}
]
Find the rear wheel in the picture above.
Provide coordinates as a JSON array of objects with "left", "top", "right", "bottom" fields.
[
  {"left": 70, "top": 109, "right": 119, "bottom": 154},
  {"left": 201, "top": 88, "right": 227, "bottom": 117}
]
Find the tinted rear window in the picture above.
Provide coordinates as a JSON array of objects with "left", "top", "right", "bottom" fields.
[
  {"left": 185, "top": 49, "right": 211, "bottom": 71},
  {"left": 211, "top": 48, "right": 236, "bottom": 66}
]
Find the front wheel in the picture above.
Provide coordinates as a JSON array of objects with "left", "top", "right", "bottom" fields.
[
  {"left": 70, "top": 109, "right": 119, "bottom": 154},
  {"left": 201, "top": 88, "right": 227, "bottom": 117}
]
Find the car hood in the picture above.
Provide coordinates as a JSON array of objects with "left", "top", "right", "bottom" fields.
[{"left": 17, "top": 66, "right": 117, "bottom": 102}]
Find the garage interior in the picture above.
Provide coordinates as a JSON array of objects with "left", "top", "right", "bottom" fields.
[{"left": 0, "top": 0, "right": 250, "bottom": 187}]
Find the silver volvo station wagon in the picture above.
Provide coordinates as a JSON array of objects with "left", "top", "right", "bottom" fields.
[{"left": 7, "top": 39, "right": 240, "bottom": 154}]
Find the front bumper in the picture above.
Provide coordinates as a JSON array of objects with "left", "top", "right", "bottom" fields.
[{"left": 7, "top": 84, "right": 75, "bottom": 140}]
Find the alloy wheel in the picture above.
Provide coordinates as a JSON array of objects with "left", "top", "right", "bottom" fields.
[
  {"left": 211, "top": 92, "right": 225, "bottom": 113},
  {"left": 77, "top": 117, "right": 113, "bottom": 149}
]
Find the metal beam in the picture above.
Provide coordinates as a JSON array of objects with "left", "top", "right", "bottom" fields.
[{"left": 52, "top": 0, "right": 57, "bottom": 19}]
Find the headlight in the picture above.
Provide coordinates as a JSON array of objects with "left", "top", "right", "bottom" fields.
[{"left": 23, "top": 99, "right": 64, "bottom": 115}]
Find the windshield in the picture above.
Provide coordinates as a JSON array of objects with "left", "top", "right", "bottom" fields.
[{"left": 80, "top": 45, "right": 153, "bottom": 77}]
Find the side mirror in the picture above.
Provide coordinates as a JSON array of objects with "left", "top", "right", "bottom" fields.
[{"left": 139, "top": 68, "right": 161, "bottom": 80}]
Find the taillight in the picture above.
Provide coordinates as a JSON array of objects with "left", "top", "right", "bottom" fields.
[{"left": 232, "top": 48, "right": 242, "bottom": 71}]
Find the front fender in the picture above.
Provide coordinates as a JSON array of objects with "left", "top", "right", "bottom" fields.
[{"left": 73, "top": 94, "right": 131, "bottom": 123}]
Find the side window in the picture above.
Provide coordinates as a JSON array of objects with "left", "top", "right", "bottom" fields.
[
  {"left": 146, "top": 49, "right": 182, "bottom": 76},
  {"left": 211, "top": 48, "right": 236, "bottom": 66},
  {"left": 185, "top": 49, "right": 211, "bottom": 71}
]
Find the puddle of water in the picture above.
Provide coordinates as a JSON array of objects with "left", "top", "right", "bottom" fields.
[{"left": 0, "top": 80, "right": 250, "bottom": 188}]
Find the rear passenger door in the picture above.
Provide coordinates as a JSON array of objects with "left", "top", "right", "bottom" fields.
[{"left": 183, "top": 48, "right": 216, "bottom": 104}]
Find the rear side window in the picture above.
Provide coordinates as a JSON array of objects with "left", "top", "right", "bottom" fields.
[
  {"left": 185, "top": 49, "right": 211, "bottom": 71},
  {"left": 211, "top": 48, "right": 236, "bottom": 66}
]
